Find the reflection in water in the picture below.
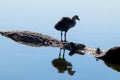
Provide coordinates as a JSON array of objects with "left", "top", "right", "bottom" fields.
[
  {"left": 0, "top": 30, "right": 120, "bottom": 74},
  {"left": 97, "top": 46, "right": 120, "bottom": 72},
  {"left": 104, "top": 61, "right": 120, "bottom": 72},
  {"left": 96, "top": 59, "right": 120, "bottom": 72},
  {"left": 52, "top": 48, "right": 75, "bottom": 76},
  {"left": 59, "top": 48, "right": 65, "bottom": 58}
]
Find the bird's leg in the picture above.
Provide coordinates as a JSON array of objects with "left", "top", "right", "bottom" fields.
[
  {"left": 59, "top": 48, "right": 62, "bottom": 58},
  {"left": 64, "top": 31, "right": 67, "bottom": 42},
  {"left": 61, "top": 31, "right": 63, "bottom": 42},
  {"left": 62, "top": 48, "right": 65, "bottom": 59}
]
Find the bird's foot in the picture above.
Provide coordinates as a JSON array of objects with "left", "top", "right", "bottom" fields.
[
  {"left": 61, "top": 40, "right": 64, "bottom": 43},
  {"left": 64, "top": 39, "right": 67, "bottom": 42}
]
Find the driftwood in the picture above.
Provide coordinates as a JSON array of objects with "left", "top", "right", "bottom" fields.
[
  {"left": 0, "top": 30, "right": 120, "bottom": 72},
  {"left": 0, "top": 30, "right": 106, "bottom": 56}
]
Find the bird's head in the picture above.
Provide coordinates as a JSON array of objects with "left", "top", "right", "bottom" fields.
[{"left": 72, "top": 15, "right": 80, "bottom": 21}]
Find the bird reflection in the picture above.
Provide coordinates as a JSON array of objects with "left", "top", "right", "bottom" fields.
[
  {"left": 59, "top": 48, "right": 65, "bottom": 58},
  {"left": 52, "top": 48, "right": 75, "bottom": 76}
]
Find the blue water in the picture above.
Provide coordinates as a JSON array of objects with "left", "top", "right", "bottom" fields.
[{"left": 0, "top": 0, "right": 120, "bottom": 80}]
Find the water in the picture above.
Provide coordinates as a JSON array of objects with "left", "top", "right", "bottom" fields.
[{"left": 0, "top": 0, "right": 120, "bottom": 80}]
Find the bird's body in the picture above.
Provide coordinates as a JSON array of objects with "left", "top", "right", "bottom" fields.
[
  {"left": 55, "top": 15, "right": 80, "bottom": 42},
  {"left": 55, "top": 17, "right": 76, "bottom": 32}
]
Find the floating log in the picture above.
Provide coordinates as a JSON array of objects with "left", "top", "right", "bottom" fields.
[
  {"left": 0, "top": 30, "right": 104, "bottom": 56},
  {"left": 0, "top": 30, "right": 120, "bottom": 72},
  {"left": 0, "top": 30, "right": 62, "bottom": 47},
  {"left": 1, "top": 30, "right": 119, "bottom": 60}
]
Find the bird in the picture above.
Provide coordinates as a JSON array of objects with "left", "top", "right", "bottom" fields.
[{"left": 55, "top": 15, "right": 80, "bottom": 42}]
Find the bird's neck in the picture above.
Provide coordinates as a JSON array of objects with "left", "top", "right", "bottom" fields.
[{"left": 72, "top": 17, "right": 76, "bottom": 22}]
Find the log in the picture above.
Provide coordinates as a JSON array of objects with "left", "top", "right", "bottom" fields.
[
  {"left": 0, "top": 30, "right": 120, "bottom": 72},
  {"left": 97, "top": 46, "right": 120, "bottom": 72},
  {"left": 0, "top": 30, "right": 106, "bottom": 56}
]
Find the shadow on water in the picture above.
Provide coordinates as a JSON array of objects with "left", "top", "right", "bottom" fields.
[
  {"left": 52, "top": 48, "right": 75, "bottom": 76},
  {"left": 52, "top": 46, "right": 120, "bottom": 75},
  {"left": 0, "top": 30, "right": 120, "bottom": 73}
]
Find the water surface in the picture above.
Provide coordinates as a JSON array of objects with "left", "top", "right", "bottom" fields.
[{"left": 0, "top": 0, "right": 120, "bottom": 80}]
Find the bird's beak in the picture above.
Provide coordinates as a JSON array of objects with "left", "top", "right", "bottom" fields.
[{"left": 77, "top": 18, "right": 80, "bottom": 21}]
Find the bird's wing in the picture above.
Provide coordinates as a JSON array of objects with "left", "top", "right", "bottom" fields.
[
  {"left": 55, "top": 17, "right": 72, "bottom": 31},
  {"left": 59, "top": 17, "right": 72, "bottom": 25}
]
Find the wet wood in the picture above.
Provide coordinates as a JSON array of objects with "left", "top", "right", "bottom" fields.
[
  {"left": 0, "top": 30, "right": 63, "bottom": 47},
  {"left": 0, "top": 30, "right": 118, "bottom": 59},
  {"left": 0, "top": 30, "right": 105, "bottom": 56},
  {"left": 1, "top": 30, "right": 120, "bottom": 72}
]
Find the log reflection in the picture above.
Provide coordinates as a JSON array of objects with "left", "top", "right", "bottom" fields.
[
  {"left": 97, "top": 46, "right": 120, "bottom": 72},
  {"left": 0, "top": 30, "right": 120, "bottom": 73}
]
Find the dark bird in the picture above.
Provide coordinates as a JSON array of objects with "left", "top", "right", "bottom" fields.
[{"left": 55, "top": 15, "right": 80, "bottom": 42}]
